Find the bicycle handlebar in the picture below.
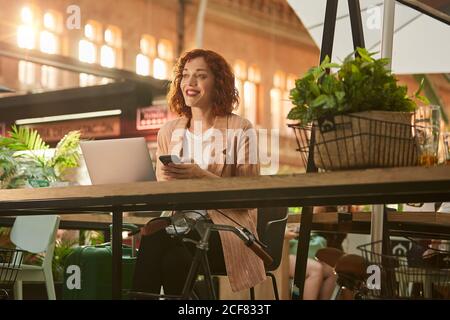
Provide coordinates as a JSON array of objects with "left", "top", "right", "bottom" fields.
[
  {"left": 248, "top": 242, "right": 274, "bottom": 266},
  {"left": 136, "top": 215, "right": 274, "bottom": 266}
]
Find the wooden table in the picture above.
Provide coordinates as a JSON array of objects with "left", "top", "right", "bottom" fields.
[
  {"left": 1, "top": 166, "right": 449, "bottom": 299},
  {"left": 288, "top": 211, "right": 450, "bottom": 239}
]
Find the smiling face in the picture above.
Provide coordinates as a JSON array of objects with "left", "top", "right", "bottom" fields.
[{"left": 180, "top": 57, "right": 215, "bottom": 111}]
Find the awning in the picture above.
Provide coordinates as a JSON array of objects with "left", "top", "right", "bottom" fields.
[{"left": 287, "top": 0, "right": 450, "bottom": 74}]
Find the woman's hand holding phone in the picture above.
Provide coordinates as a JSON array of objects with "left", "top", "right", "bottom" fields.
[
  {"left": 159, "top": 155, "right": 218, "bottom": 180},
  {"left": 159, "top": 155, "right": 182, "bottom": 166}
]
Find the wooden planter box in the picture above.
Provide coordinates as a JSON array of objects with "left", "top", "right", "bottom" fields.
[{"left": 313, "top": 111, "right": 418, "bottom": 170}]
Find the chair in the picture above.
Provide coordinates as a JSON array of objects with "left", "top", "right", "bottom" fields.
[
  {"left": 249, "top": 207, "right": 288, "bottom": 300},
  {"left": 206, "top": 208, "right": 287, "bottom": 300},
  {"left": 10, "top": 215, "right": 60, "bottom": 300}
]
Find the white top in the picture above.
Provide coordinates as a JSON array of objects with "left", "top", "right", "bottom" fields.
[
  {"left": 181, "top": 127, "right": 214, "bottom": 170},
  {"left": 167, "top": 128, "right": 215, "bottom": 233},
  {"left": 165, "top": 125, "right": 255, "bottom": 234}
]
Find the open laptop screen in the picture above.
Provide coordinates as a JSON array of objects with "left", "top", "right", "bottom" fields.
[{"left": 80, "top": 137, "right": 156, "bottom": 185}]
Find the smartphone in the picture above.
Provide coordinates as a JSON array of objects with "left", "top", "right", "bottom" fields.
[{"left": 159, "top": 155, "right": 182, "bottom": 165}]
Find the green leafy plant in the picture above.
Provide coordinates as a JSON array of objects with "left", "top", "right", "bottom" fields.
[
  {"left": 0, "top": 126, "right": 81, "bottom": 189},
  {"left": 51, "top": 238, "right": 78, "bottom": 282},
  {"left": 288, "top": 48, "right": 428, "bottom": 124}
]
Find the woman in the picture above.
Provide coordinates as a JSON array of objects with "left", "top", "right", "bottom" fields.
[{"left": 132, "top": 49, "right": 265, "bottom": 296}]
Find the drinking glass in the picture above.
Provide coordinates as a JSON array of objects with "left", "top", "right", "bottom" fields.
[
  {"left": 442, "top": 132, "right": 450, "bottom": 165},
  {"left": 414, "top": 105, "right": 441, "bottom": 166}
]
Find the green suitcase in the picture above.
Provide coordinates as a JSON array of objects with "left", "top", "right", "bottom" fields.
[{"left": 63, "top": 224, "right": 139, "bottom": 300}]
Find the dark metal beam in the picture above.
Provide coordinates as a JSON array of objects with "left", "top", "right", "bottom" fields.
[
  {"left": 319, "top": 0, "right": 339, "bottom": 64},
  {"left": 177, "top": 0, "right": 186, "bottom": 57},
  {"left": 397, "top": 0, "right": 450, "bottom": 25},
  {"left": 348, "top": 0, "right": 366, "bottom": 51},
  {"left": 0, "top": 81, "right": 150, "bottom": 122}
]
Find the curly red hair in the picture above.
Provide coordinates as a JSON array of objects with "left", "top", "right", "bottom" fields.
[{"left": 167, "top": 49, "right": 239, "bottom": 118}]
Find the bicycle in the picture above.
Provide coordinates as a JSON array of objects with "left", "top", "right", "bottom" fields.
[
  {"left": 358, "top": 239, "right": 450, "bottom": 299},
  {"left": 129, "top": 211, "right": 273, "bottom": 300}
]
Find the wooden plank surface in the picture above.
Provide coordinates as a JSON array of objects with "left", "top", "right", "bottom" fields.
[
  {"left": 0, "top": 166, "right": 449, "bottom": 211},
  {"left": 58, "top": 213, "right": 151, "bottom": 225},
  {"left": 0, "top": 213, "right": 153, "bottom": 230},
  {"left": 288, "top": 211, "right": 450, "bottom": 226}
]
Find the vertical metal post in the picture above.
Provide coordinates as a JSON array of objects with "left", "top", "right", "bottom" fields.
[
  {"left": 348, "top": 0, "right": 366, "bottom": 51},
  {"left": 381, "top": 0, "right": 396, "bottom": 69},
  {"left": 292, "top": 0, "right": 339, "bottom": 300},
  {"left": 293, "top": 206, "right": 314, "bottom": 300},
  {"left": 371, "top": 0, "right": 396, "bottom": 257},
  {"left": 371, "top": 204, "right": 384, "bottom": 254},
  {"left": 195, "top": 0, "right": 208, "bottom": 48},
  {"left": 112, "top": 209, "right": 123, "bottom": 300},
  {"left": 177, "top": 0, "right": 185, "bottom": 57},
  {"left": 319, "top": 0, "right": 339, "bottom": 64}
]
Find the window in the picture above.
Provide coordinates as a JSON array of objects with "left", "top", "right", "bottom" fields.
[
  {"left": 17, "top": 6, "right": 36, "bottom": 49},
  {"left": 271, "top": 72, "right": 297, "bottom": 135},
  {"left": 100, "top": 45, "right": 115, "bottom": 68},
  {"left": 79, "top": 39, "right": 96, "bottom": 63},
  {"left": 41, "top": 65, "right": 58, "bottom": 88},
  {"left": 19, "top": 61, "right": 35, "bottom": 86},
  {"left": 244, "top": 81, "right": 257, "bottom": 125},
  {"left": 153, "top": 39, "right": 173, "bottom": 80},
  {"left": 136, "top": 35, "right": 156, "bottom": 76},
  {"left": 234, "top": 61, "right": 260, "bottom": 124},
  {"left": 79, "top": 21, "right": 102, "bottom": 64},
  {"left": 153, "top": 58, "right": 168, "bottom": 80},
  {"left": 17, "top": 6, "right": 38, "bottom": 87},
  {"left": 17, "top": 7, "right": 62, "bottom": 88},
  {"left": 136, "top": 36, "right": 172, "bottom": 79},
  {"left": 136, "top": 54, "right": 150, "bottom": 76},
  {"left": 79, "top": 73, "right": 97, "bottom": 87},
  {"left": 101, "top": 25, "right": 122, "bottom": 68},
  {"left": 141, "top": 35, "right": 156, "bottom": 57},
  {"left": 284, "top": 74, "right": 297, "bottom": 136},
  {"left": 79, "top": 21, "right": 103, "bottom": 85},
  {"left": 233, "top": 60, "right": 246, "bottom": 116},
  {"left": 40, "top": 11, "right": 62, "bottom": 54},
  {"left": 271, "top": 71, "right": 285, "bottom": 131},
  {"left": 17, "top": 25, "right": 35, "bottom": 49},
  {"left": 244, "top": 65, "right": 260, "bottom": 125},
  {"left": 40, "top": 31, "right": 57, "bottom": 54}
]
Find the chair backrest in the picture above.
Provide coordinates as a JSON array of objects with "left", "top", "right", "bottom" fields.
[
  {"left": 257, "top": 207, "right": 288, "bottom": 271},
  {"left": 10, "top": 215, "right": 60, "bottom": 255}
]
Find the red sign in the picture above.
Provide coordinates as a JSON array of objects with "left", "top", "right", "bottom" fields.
[
  {"left": 29, "top": 117, "right": 121, "bottom": 142},
  {"left": 136, "top": 105, "right": 168, "bottom": 130}
]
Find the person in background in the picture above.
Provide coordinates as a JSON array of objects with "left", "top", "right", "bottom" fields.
[{"left": 285, "top": 228, "right": 337, "bottom": 300}]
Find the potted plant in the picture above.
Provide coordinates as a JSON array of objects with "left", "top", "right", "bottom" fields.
[
  {"left": 0, "top": 126, "right": 81, "bottom": 189},
  {"left": 288, "top": 48, "right": 428, "bottom": 170}
]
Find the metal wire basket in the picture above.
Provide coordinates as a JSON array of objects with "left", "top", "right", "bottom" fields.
[
  {"left": 357, "top": 239, "right": 450, "bottom": 299},
  {"left": 288, "top": 111, "right": 420, "bottom": 171},
  {"left": 0, "top": 247, "right": 24, "bottom": 300}
]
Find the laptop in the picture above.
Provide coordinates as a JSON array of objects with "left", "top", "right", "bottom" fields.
[{"left": 80, "top": 137, "right": 156, "bottom": 185}]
